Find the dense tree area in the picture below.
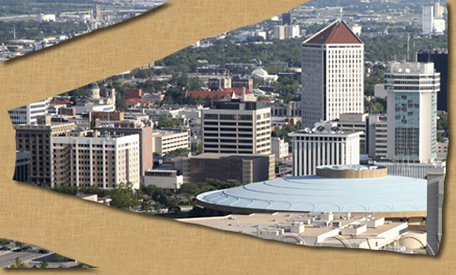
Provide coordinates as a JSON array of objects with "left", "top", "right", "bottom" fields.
[
  {"left": 0, "top": 21, "right": 87, "bottom": 42},
  {"left": 365, "top": 64, "right": 385, "bottom": 97},
  {"left": 159, "top": 38, "right": 302, "bottom": 74},
  {"left": 362, "top": 34, "right": 447, "bottom": 63},
  {"left": 365, "top": 97, "right": 386, "bottom": 114},
  {"left": 165, "top": 148, "right": 190, "bottom": 157},
  {"left": 108, "top": 182, "right": 140, "bottom": 210},
  {"left": 180, "top": 178, "right": 242, "bottom": 201},
  {"left": 437, "top": 112, "right": 448, "bottom": 142},
  {"left": 50, "top": 182, "right": 139, "bottom": 210},
  {"left": 0, "top": 1, "right": 99, "bottom": 16},
  {"left": 157, "top": 117, "right": 183, "bottom": 129}
]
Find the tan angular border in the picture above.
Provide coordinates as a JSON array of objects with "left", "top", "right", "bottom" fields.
[{"left": 0, "top": 0, "right": 453, "bottom": 273}]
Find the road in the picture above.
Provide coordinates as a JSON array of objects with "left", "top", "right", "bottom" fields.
[{"left": 0, "top": 250, "right": 47, "bottom": 268}]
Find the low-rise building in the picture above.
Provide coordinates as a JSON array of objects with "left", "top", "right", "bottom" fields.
[
  {"left": 271, "top": 137, "right": 289, "bottom": 163},
  {"left": 153, "top": 128, "right": 190, "bottom": 156},
  {"left": 180, "top": 212, "right": 413, "bottom": 252},
  {"left": 190, "top": 153, "right": 275, "bottom": 184},
  {"left": 144, "top": 169, "right": 183, "bottom": 190},
  {"left": 289, "top": 122, "right": 361, "bottom": 176}
]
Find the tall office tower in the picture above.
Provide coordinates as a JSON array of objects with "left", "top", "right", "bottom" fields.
[
  {"left": 422, "top": 6, "right": 434, "bottom": 34},
  {"left": 282, "top": 12, "right": 291, "bottom": 25},
  {"left": 95, "top": 125, "right": 154, "bottom": 178},
  {"left": 201, "top": 101, "right": 271, "bottom": 154},
  {"left": 434, "top": 1, "right": 444, "bottom": 18},
  {"left": 385, "top": 62, "right": 440, "bottom": 163},
  {"left": 8, "top": 99, "right": 48, "bottom": 125},
  {"left": 301, "top": 20, "right": 364, "bottom": 128},
  {"left": 14, "top": 122, "right": 77, "bottom": 185},
  {"left": 51, "top": 133, "right": 140, "bottom": 189},
  {"left": 417, "top": 50, "right": 448, "bottom": 111},
  {"left": 289, "top": 122, "right": 361, "bottom": 176}
]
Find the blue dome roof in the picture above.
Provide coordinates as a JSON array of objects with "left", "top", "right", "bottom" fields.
[{"left": 196, "top": 175, "right": 426, "bottom": 213}]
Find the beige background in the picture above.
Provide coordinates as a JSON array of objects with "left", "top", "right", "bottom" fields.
[{"left": 0, "top": 0, "right": 453, "bottom": 273}]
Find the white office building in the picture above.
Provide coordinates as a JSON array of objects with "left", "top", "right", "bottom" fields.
[
  {"left": 8, "top": 99, "right": 48, "bottom": 125},
  {"left": 422, "top": 6, "right": 434, "bottom": 34},
  {"left": 301, "top": 20, "right": 364, "bottom": 128},
  {"left": 385, "top": 62, "right": 439, "bottom": 163},
  {"left": 422, "top": 4, "right": 446, "bottom": 35},
  {"left": 289, "top": 122, "right": 361, "bottom": 176},
  {"left": 152, "top": 129, "right": 190, "bottom": 156},
  {"left": 51, "top": 133, "right": 140, "bottom": 189}
]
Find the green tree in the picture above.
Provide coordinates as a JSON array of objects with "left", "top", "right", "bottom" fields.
[
  {"left": 10, "top": 257, "right": 27, "bottom": 268},
  {"left": 40, "top": 258, "right": 48, "bottom": 268},
  {"left": 165, "top": 148, "right": 190, "bottom": 157},
  {"left": 0, "top": 239, "right": 10, "bottom": 246},
  {"left": 438, "top": 112, "right": 448, "bottom": 132},
  {"left": 116, "top": 95, "right": 128, "bottom": 112},
  {"left": 110, "top": 182, "right": 140, "bottom": 210},
  {"left": 157, "top": 117, "right": 182, "bottom": 129},
  {"left": 15, "top": 241, "right": 24, "bottom": 248},
  {"left": 58, "top": 264, "right": 67, "bottom": 268}
]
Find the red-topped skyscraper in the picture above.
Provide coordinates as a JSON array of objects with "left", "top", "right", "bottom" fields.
[{"left": 301, "top": 20, "right": 364, "bottom": 128}]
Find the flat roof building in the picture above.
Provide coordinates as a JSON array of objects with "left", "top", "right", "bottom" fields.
[
  {"left": 201, "top": 101, "right": 271, "bottom": 154},
  {"left": 15, "top": 122, "right": 77, "bottom": 185},
  {"left": 190, "top": 153, "right": 275, "bottom": 185},
  {"left": 385, "top": 62, "right": 439, "bottom": 163},
  {"left": 289, "top": 122, "right": 361, "bottom": 176},
  {"left": 51, "top": 133, "right": 140, "bottom": 189}
]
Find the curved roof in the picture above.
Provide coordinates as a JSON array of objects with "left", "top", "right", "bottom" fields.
[
  {"left": 196, "top": 175, "right": 426, "bottom": 213},
  {"left": 251, "top": 68, "right": 269, "bottom": 78},
  {"left": 87, "top": 82, "right": 99, "bottom": 89}
]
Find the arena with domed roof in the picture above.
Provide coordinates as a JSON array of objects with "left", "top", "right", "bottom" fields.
[{"left": 196, "top": 165, "right": 427, "bottom": 221}]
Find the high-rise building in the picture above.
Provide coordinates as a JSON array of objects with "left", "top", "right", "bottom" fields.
[
  {"left": 422, "top": 4, "right": 446, "bottom": 35},
  {"left": 51, "top": 133, "right": 140, "bottom": 189},
  {"left": 282, "top": 12, "right": 291, "bottom": 25},
  {"left": 95, "top": 125, "right": 154, "bottom": 178},
  {"left": 201, "top": 101, "right": 271, "bottom": 154},
  {"left": 15, "top": 122, "right": 77, "bottom": 185},
  {"left": 422, "top": 6, "right": 434, "bottom": 34},
  {"left": 417, "top": 50, "right": 448, "bottom": 111},
  {"left": 8, "top": 99, "right": 48, "bottom": 125},
  {"left": 289, "top": 122, "right": 361, "bottom": 176},
  {"left": 385, "top": 62, "right": 440, "bottom": 163},
  {"left": 301, "top": 20, "right": 364, "bottom": 128}
]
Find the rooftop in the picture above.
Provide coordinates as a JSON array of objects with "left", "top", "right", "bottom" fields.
[
  {"left": 304, "top": 20, "right": 362, "bottom": 45},
  {"left": 197, "top": 173, "right": 426, "bottom": 213}
]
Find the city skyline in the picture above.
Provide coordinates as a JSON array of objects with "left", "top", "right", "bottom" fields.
[{"left": 2, "top": 1, "right": 449, "bottom": 269}]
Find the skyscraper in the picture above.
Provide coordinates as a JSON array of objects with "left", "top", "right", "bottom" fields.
[
  {"left": 417, "top": 50, "right": 448, "bottom": 111},
  {"left": 385, "top": 62, "right": 440, "bottom": 163},
  {"left": 301, "top": 20, "right": 364, "bottom": 128},
  {"left": 422, "top": 6, "right": 434, "bottom": 34}
]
